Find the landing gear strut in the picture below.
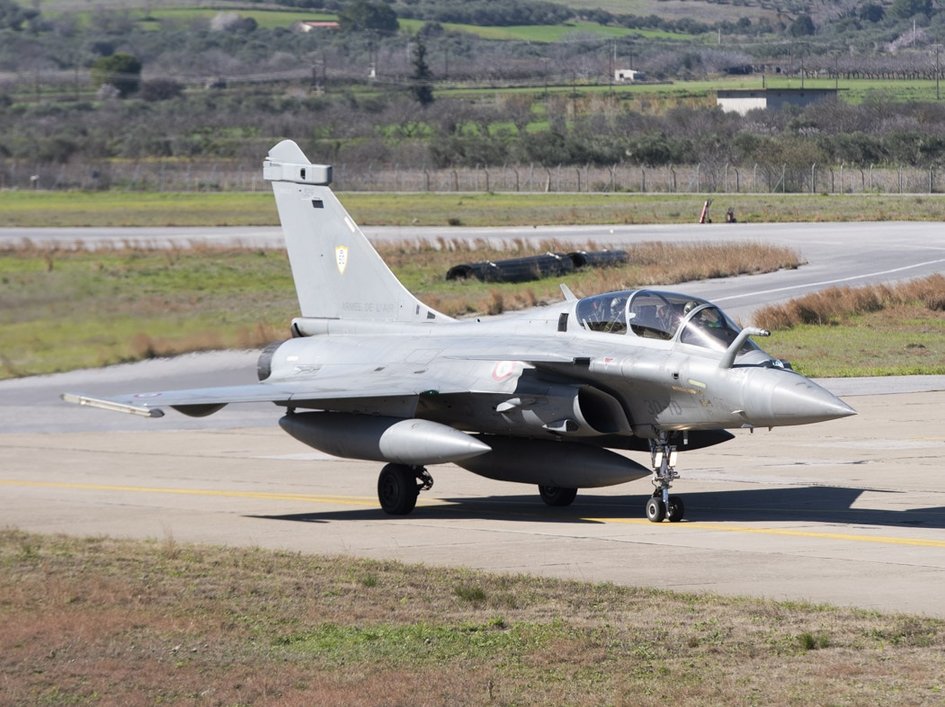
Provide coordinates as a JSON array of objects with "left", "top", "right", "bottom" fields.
[
  {"left": 377, "top": 463, "right": 433, "bottom": 515},
  {"left": 647, "top": 433, "right": 685, "bottom": 523}
]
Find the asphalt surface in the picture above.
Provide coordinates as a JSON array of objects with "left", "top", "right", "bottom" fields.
[{"left": 3, "top": 220, "right": 945, "bottom": 616}]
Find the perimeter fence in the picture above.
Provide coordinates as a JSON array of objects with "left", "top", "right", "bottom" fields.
[{"left": 3, "top": 159, "right": 945, "bottom": 195}]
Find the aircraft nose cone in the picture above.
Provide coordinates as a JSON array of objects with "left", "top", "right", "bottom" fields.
[{"left": 768, "top": 377, "right": 856, "bottom": 425}]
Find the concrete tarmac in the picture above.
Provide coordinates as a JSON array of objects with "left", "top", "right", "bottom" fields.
[{"left": 3, "top": 378, "right": 945, "bottom": 617}]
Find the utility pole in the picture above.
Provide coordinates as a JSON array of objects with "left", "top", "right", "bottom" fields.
[{"left": 937, "top": 45, "right": 941, "bottom": 100}]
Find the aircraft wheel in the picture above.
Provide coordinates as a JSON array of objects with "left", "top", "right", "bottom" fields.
[
  {"left": 377, "top": 464, "right": 419, "bottom": 515},
  {"left": 667, "top": 495, "right": 685, "bottom": 523},
  {"left": 645, "top": 496, "right": 666, "bottom": 523},
  {"left": 538, "top": 485, "right": 578, "bottom": 507}
]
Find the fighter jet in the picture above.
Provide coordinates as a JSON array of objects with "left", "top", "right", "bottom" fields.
[{"left": 63, "top": 140, "right": 855, "bottom": 522}]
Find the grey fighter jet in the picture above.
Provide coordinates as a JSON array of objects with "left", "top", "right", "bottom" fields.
[{"left": 64, "top": 140, "right": 855, "bottom": 522}]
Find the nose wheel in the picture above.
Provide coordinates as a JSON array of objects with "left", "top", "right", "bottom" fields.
[{"left": 646, "top": 434, "right": 685, "bottom": 523}]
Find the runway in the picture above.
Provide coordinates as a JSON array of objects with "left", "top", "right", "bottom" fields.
[{"left": 3, "top": 219, "right": 945, "bottom": 616}]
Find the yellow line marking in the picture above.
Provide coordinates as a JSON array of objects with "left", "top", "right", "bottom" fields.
[
  {"left": 583, "top": 518, "right": 945, "bottom": 548},
  {"left": 4, "top": 479, "right": 945, "bottom": 548},
  {"left": 0, "top": 478, "right": 378, "bottom": 508}
]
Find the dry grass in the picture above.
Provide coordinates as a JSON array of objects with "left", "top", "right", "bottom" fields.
[
  {"left": 753, "top": 274, "right": 945, "bottom": 330},
  {"left": 2, "top": 530, "right": 944, "bottom": 705},
  {"left": 378, "top": 238, "right": 801, "bottom": 318}
]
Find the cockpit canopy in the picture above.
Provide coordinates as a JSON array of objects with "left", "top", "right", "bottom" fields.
[{"left": 575, "top": 289, "right": 755, "bottom": 354}]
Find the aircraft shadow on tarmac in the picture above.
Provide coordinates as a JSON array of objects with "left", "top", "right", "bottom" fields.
[{"left": 251, "top": 485, "right": 945, "bottom": 529}]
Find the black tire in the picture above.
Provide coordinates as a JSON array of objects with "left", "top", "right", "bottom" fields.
[
  {"left": 645, "top": 496, "right": 666, "bottom": 523},
  {"left": 377, "top": 464, "right": 419, "bottom": 515},
  {"left": 538, "top": 485, "right": 578, "bottom": 507},
  {"left": 667, "top": 495, "right": 685, "bottom": 523}
]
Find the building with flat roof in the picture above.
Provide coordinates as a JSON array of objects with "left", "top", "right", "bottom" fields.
[{"left": 716, "top": 87, "right": 839, "bottom": 115}]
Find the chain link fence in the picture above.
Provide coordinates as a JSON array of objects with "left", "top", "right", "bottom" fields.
[{"left": 2, "top": 159, "right": 944, "bottom": 194}]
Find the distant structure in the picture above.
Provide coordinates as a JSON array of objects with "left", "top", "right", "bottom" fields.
[
  {"left": 614, "top": 69, "right": 645, "bottom": 82},
  {"left": 297, "top": 20, "right": 340, "bottom": 32},
  {"left": 716, "top": 87, "right": 839, "bottom": 115}
]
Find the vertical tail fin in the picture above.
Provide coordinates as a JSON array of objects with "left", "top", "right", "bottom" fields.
[{"left": 264, "top": 140, "right": 449, "bottom": 324}]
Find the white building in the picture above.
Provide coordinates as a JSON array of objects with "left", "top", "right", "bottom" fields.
[{"left": 614, "top": 69, "right": 644, "bottom": 82}]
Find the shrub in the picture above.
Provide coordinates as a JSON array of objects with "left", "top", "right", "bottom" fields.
[{"left": 90, "top": 52, "right": 142, "bottom": 98}]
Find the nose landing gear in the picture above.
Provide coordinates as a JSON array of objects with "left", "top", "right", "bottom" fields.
[{"left": 647, "top": 434, "right": 685, "bottom": 523}]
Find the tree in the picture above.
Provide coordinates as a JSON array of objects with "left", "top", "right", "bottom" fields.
[
  {"left": 337, "top": 1, "right": 399, "bottom": 35},
  {"left": 90, "top": 52, "right": 142, "bottom": 98},
  {"left": 890, "top": 0, "right": 932, "bottom": 19},
  {"left": 0, "top": 0, "right": 38, "bottom": 31},
  {"left": 789, "top": 14, "right": 816, "bottom": 37},
  {"left": 859, "top": 3, "right": 885, "bottom": 23},
  {"left": 409, "top": 37, "right": 434, "bottom": 107}
]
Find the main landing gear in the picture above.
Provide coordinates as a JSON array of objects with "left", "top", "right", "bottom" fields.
[
  {"left": 646, "top": 433, "right": 685, "bottom": 523},
  {"left": 377, "top": 463, "right": 433, "bottom": 515},
  {"left": 538, "top": 485, "right": 578, "bottom": 507}
]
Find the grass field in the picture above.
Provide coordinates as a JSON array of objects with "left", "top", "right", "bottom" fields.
[
  {"left": 3, "top": 235, "right": 943, "bottom": 379},
  {"left": 8, "top": 191, "right": 945, "bottom": 228},
  {"left": 398, "top": 18, "right": 650, "bottom": 42},
  {"left": 3, "top": 530, "right": 943, "bottom": 704},
  {"left": 753, "top": 275, "right": 945, "bottom": 377}
]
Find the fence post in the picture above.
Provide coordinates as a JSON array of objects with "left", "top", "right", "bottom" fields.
[
  {"left": 733, "top": 166, "right": 740, "bottom": 193},
  {"left": 810, "top": 163, "right": 816, "bottom": 194},
  {"left": 641, "top": 167, "right": 646, "bottom": 193}
]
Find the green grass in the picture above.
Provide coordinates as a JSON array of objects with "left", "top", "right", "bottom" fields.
[
  {"left": 436, "top": 76, "right": 945, "bottom": 105},
  {"left": 8, "top": 191, "right": 945, "bottom": 228},
  {"left": 3, "top": 530, "right": 945, "bottom": 704},
  {"left": 0, "top": 190, "right": 278, "bottom": 227},
  {"left": 142, "top": 7, "right": 335, "bottom": 29},
  {"left": 763, "top": 309, "right": 945, "bottom": 378},
  {"left": 399, "top": 18, "right": 656, "bottom": 42},
  {"left": 0, "top": 247, "right": 296, "bottom": 377}
]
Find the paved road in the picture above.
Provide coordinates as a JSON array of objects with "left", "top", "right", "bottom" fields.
[{"left": 3, "top": 220, "right": 945, "bottom": 615}]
